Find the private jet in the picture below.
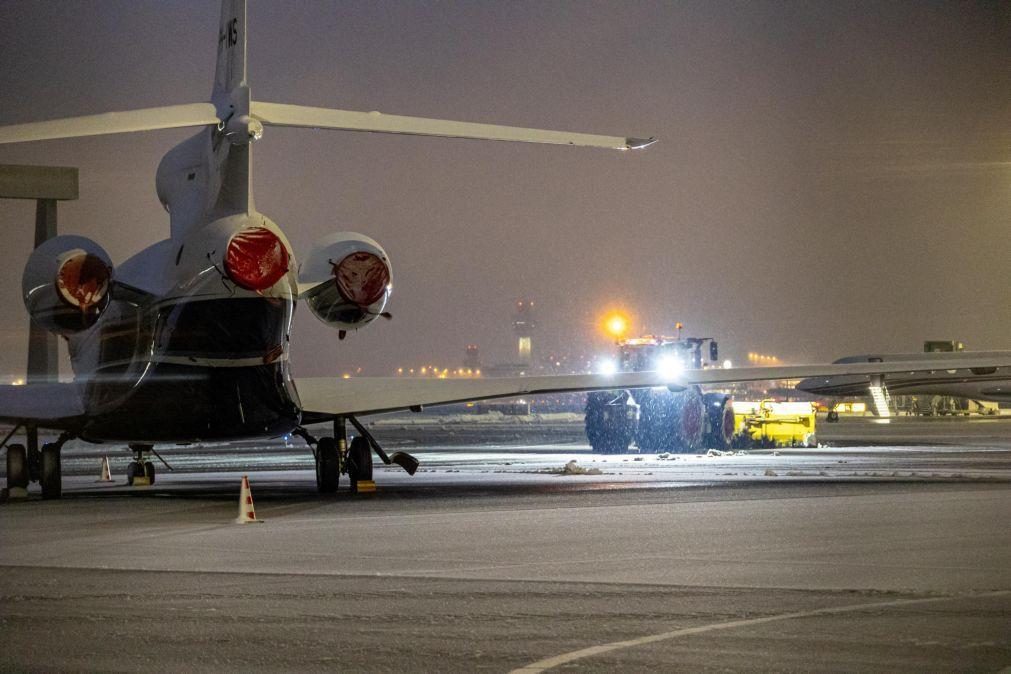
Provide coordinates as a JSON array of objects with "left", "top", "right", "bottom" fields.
[{"left": 3, "top": 1, "right": 1009, "bottom": 498}]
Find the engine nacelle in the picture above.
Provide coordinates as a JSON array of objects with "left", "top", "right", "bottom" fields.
[
  {"left": 22, "top": 235, "right": 114, "bottom": 335},
  {"left": 299, "top": 232, "right": 392, "bottom": 332}
]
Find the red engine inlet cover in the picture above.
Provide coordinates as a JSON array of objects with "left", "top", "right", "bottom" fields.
[
  {"left": 56, "top": 252, "right": 111, "bottom": 312},
  {"left": 225, "top": 227, "right": 290, "bottom": 291},
  {"left": 333, "top": 252, "right": 390, "bottom": 307}
]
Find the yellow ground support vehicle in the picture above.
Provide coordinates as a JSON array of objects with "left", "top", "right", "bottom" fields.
[{"left": 733, "top": 400, "right": 817, "bottom": 447}]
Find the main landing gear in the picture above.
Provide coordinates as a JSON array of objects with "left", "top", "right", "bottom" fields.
[
  {"left": 294, "top": 415, "right": 419, "bottom": 495},
  {"left": 3, "top": 429, "right": 73, "bottom": 499}
]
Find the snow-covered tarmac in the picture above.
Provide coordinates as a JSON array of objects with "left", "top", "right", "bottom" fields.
[{"left": 1, "top": 415, "right": 1009, "bottom": 670}]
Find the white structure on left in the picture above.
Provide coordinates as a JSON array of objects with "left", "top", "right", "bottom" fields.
[{"left": 0, "top": 163, "right": 79, "bottom": 481}]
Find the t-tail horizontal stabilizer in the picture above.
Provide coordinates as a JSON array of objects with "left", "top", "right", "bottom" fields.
[
  {"left": 0, "top": 104, "right": 221, "bottom": 145},
  {"left": 249, "top": 102, "right": 655, "bottom": 151}
]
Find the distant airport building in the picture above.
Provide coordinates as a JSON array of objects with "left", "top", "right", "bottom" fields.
[{"left": 463, "top": 344, "right": 481, "bottom": 370}]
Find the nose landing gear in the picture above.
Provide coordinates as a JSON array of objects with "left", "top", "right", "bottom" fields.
[{"left": 126, "top": 444, "right": 172, "bottom": 486}]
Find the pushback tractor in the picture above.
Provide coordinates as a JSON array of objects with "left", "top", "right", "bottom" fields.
[{"left": 585, "top": 335, "right": 735, "bottom": 454}]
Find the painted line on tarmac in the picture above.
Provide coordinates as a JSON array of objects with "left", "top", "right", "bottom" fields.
[{"left": 510, "top": 589, "right": 1010, "bottom": 673}]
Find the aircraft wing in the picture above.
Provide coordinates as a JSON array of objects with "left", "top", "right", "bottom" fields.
[
  {"left": 295, "top": 355, "right": 1011, "bottom": 419},
  {"left": 0, "top": 383, "right": 85, "bottom": 429},
  {"left": 250, "top": 102, "right": 656, "bottom": 151}
]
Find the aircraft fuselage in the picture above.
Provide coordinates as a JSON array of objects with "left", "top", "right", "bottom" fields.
[{"left": 67, "top": 208, "right": 303, "bottom": 443}]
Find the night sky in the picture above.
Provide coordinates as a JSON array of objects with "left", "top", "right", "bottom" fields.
[{"left": 1, "top": 1, "right": 1008, "bottom": 379}]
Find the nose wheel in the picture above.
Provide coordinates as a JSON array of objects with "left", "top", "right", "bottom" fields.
[{"left": 126, "top": 445, "right": 170, "bottom": 486}]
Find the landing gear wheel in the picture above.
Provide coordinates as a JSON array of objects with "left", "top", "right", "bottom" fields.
[
  {"left": 127, "top": 461, "right": 141, "bottom": 486},
  {"left": 40, "top": 443, "right": 62, "bottom": 500},
  {"left": 6, "top": 443, "right": 28, "bottom": 489},
  {"left": 826, "top": 410, "right": 839, "bottom": 423},
  {"left": 347, "top": 436, "right": 373, "bottom": 492},
  {"left": 315, "top": 437, "right": 339, "bottom": 494},
  {"left": 144, "top": 461, "right": 156, "bottom": 485}
]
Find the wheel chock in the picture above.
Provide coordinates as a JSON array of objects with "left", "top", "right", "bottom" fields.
[
  {"left": 131, "top": 476, "right": 151, "bottom": 487},
  {"left": 353, "top": 480, "right": 376, "bottom": 494}
]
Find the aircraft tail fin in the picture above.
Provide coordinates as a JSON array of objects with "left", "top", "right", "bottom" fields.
[{"left": 213, "top": 0, "right": 248, "bottom": 99}]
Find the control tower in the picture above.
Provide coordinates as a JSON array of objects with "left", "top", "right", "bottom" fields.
[{"left": 513, "top": 300, "right": 535, "bottom": 366}]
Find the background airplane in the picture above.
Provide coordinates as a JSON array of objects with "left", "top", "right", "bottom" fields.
[
  {"left": 797, "top": 350, "right": 1011, "bottom": 417},
  {"left": 2, "top": 0, "right": 1009, "bottom": 500}
]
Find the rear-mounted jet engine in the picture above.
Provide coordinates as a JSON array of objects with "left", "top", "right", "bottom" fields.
[
  {"left": 299, "top": 233, "right": 392, "bottom": 337},
  {"left": 22, "top": 235, "right": 114, "bottom": 335}
]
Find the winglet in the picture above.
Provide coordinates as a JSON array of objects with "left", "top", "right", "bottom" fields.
[{"left": 625, "top": 137, "right": 657, "bottom": 150}]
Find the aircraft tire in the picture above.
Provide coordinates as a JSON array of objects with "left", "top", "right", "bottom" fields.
[
  {"left": 6, "top": 443, "right": 28, "bottom": 489},
  {"left": 126, "top": 462, "right": 139, "bottom": 486},
  {"left": 826, "top": 410, "right": 839, "bottom": 423},
  {"left": 40, "top": 443, "right": 61, "bottom": 500},
  {"left": 347, "top": 436, "right": 373, "bottom": 492},
  {"left": 316, "top": 437, "right": 339, "bottom": 494},
  {"left": 144, "top": 461, "right": 156, "bottom": 485}
]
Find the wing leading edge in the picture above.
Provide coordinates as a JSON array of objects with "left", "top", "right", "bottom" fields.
[
  {"left": 295, "top": 356, "right": 1011, "bottom": 419},
  {"left": 0, "top": 383, "right": 85, "bottom": 429}
]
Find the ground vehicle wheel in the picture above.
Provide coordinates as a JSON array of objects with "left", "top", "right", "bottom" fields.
[
  {"left": 6, "top": 443, "right": 29, "bottom": 489},
  {"left": 347, "top": 436, "right": 373, "bottom": 492},
  {"left": 635, "top": 389, "right": 675, "bottom": 452},
  {"left": 144, "top": 461, "right": 156, "bottom": 485},
  {"left": 703, "top": 394, "right": 735, "bottom": 450},
  {"left": 585, "top": 391, "right": 636, "bottom": 454},
  {"left": 40, "top": 443, "right": 62, "bottom": 499},
  {"left": 316, "top": 437, "right": 339, "bottom": 493},
  {"left": 671, "top": 389, "right": 705, "bottom": 453}
]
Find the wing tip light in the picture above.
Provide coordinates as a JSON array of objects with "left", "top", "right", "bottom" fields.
[{"left": 625, "top": 136, "right": 657, "bottom": 150}]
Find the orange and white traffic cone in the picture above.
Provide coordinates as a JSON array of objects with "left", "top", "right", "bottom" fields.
[
  {"left": 235, "top": 475, "right": 263, "bottom": 524},
  {"left": 97, "top": 456, "right": 113, "bottom": 482}
]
